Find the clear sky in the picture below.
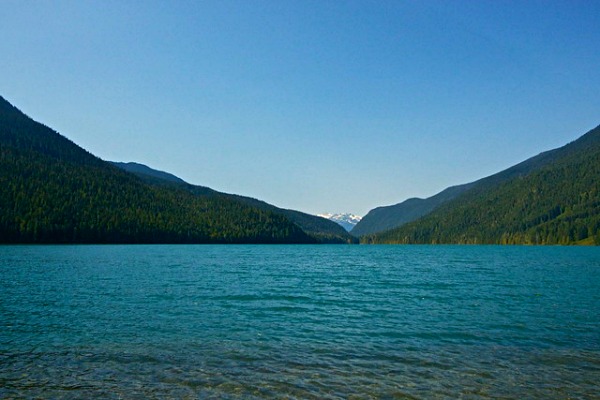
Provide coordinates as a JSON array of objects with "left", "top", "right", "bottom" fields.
[{"left": 1, "top": 1, "right": 599, "bottom": 216}]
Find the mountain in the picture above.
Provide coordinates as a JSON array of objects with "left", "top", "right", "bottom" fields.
[
  {"left": 110, "top": 161, "right": 186, "bottom": 185},
  {"left": 350, "top": 184, "right": 473, "bottom": 236},
  {"left": 228, "top": 197, "right": 357, "bottom": 243},
  {"left": 318, "top": 213, "right": 362, "bottom": 232},
  {"left": 0, "top": 95, "right": 316, "bottom": 244},
  {"left": 353, "top": 125, "right": 600, "bottom": 237},
  {"left": 111, "top": 162, "right": 357, "bottom": 243},
  {"left": 365, "top": 125, "right": 600, "bottom": 245}
]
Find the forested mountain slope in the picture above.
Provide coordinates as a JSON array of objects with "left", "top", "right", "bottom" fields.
[
  {"left": 354, "top": 125, "right": 600, "bottom": 237},
  {"left": 365, "top": 125, "right": 600, "bottom": 245},
  {"left": 0, "top": 96, "right": 314, "bottom": 244},
  {"left": 351, "top": 184, "right": 474, "bottom": 236},
  {"left": 112, "top": 162, "right": 357, "bottom": 243}
]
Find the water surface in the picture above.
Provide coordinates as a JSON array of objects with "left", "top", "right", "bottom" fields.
[{"left": 1, "top": 245, "right": 599, "bottom": 398}]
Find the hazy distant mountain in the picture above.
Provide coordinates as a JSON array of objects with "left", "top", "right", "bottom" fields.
[
  {"left": 318, "top": 213, "right": 362, "bottom": 232},
  {"left": 111, "top": 162, "right": 356, "bottom": 243},
  {"left": 110, "top": 162, "right": 186, "bottom": 185},
  {"left": 0, "top": 95, "right": 315, "bottom": 244},
  {"left": 365, "top": 125, "right": 600, "bottom": 245},
  {"left": 350, "top": 185, "right": 473, "bottom": 236}
]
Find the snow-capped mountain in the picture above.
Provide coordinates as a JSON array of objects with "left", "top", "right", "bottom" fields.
[{"left": 318, "top": 213, "right": 362, "bottom": 232}]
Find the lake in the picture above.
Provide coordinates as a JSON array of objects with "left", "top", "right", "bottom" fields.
[{"left": 1, "top": 245, "right": 599, "bottom": 399}]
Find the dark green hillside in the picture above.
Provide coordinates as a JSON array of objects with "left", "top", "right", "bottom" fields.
[
  {"left": 366, "top": 125, "right": 600, "bottom": 245},
  {"left": 0, "top": 96, "right": 102, "bottom": 167},
  {"left": 228, "top": 195, "right": 357, "bottom": 244},
  {"left": 355, "top": 124, "right": 600, "bottom": 237},
  {"left": 350, "top": 183, "right": 474, "bottom": 236},
  {"left": 0, "top": 96, "right": 314, "bottom": 244},
  {"left": 112, "top": 161, "right": 356, "bottom": 243}
]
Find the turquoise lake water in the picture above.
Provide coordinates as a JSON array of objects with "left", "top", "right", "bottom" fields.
[{"left": 1, "top": 245, "right": 599, "bottom": 399}]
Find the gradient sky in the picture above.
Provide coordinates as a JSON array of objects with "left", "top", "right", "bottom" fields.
[{"left": 1, "top": 1, "right": 599, "bottom": 216}]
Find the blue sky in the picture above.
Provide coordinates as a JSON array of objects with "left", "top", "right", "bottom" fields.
[{"left": 1, "top": 1, "right": 599, "bottom": 216}]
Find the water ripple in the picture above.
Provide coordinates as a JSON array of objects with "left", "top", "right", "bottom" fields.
[{"left": 1, "top": 244, "right": 599, "bottom": 399}]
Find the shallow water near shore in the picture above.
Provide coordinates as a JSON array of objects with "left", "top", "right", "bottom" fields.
[{"left": 1, "top": 244, "right": 599, "bottom": 399}]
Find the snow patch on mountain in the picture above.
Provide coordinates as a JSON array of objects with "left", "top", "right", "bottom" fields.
[{"left": 318, "top": 213, "right": 362, "bottom": 232}]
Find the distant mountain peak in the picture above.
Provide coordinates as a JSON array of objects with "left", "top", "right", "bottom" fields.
[
  {"left": 318, "top": 213, "right": 362, "bottom": 232},
  {"left": 109, "top": 161, "right": 187, "bottom": 185}
]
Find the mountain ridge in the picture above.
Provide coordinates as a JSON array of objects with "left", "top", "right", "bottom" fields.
[
  {"left": 352, "top": 125, "right": 600, "bottom": 237},
  {"left": 351, "top": 184, "right": 473, "bottom": 236},
  {"left": 110, "top": 162, "right": 187, "bottom": 185},
  {"left": 2, "top": 93, "right": 597, "bottom": 245},
  {"left": 0, "top": 95, "right": 316, "bottom": 244},
  {"left": 364, "top": 124, "right": 600, "bottom": 245},
  {"left": 111, "top": 161, "right": 356, "bottom": 243}
]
